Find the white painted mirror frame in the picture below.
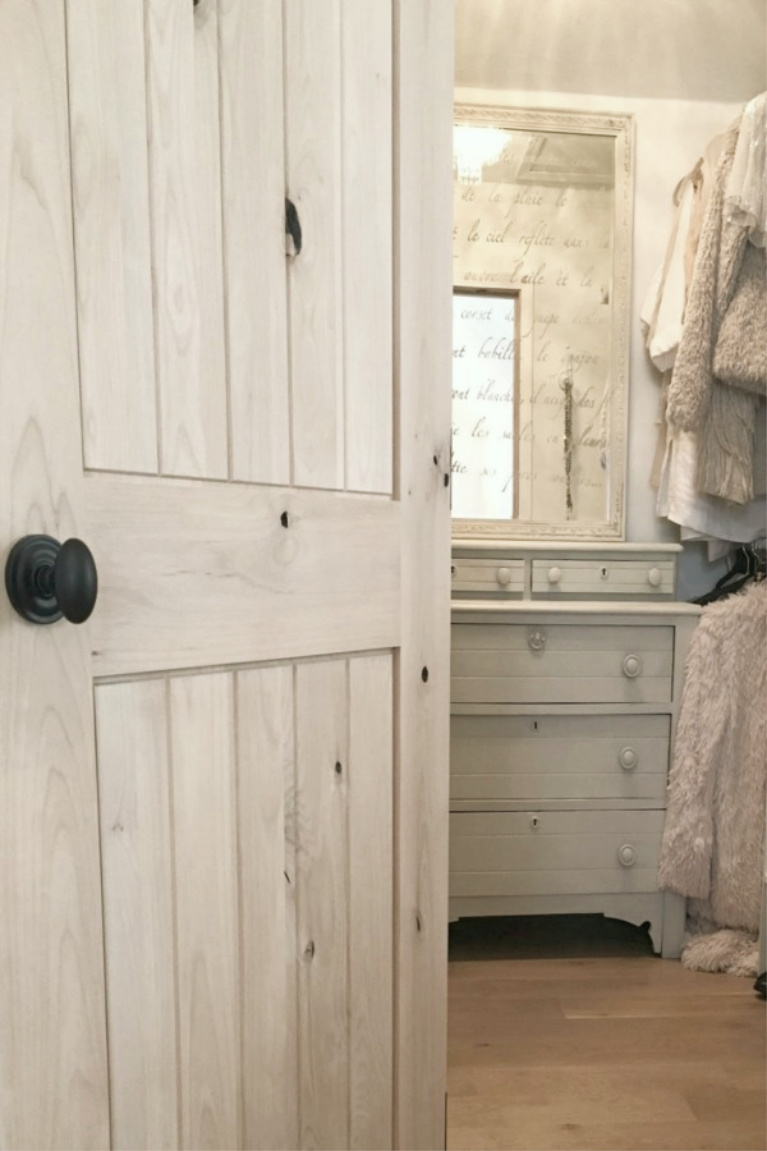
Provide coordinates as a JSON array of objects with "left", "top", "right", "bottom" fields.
[{"left": 452, "top": 103, "right": 634, "bottom": 542}]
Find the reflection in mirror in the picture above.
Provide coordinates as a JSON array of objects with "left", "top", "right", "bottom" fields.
[
  {"left": 452, "top": 289, "right": 519, "bottom": 520},
  {"left": 452, "top": 106, "right": 633, "bottom": 540}
]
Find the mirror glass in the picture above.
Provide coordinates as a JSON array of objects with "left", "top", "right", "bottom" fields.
[
  {"left": 452, "top": 105, "right": 633, "bottom": 540},
  {"left": 452, "top": 288, "right": 519, "bottom": 519}
]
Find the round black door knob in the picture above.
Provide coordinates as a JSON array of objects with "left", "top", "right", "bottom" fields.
[{"left": 5, "top": 534, "right": 98, "bottom": 625}]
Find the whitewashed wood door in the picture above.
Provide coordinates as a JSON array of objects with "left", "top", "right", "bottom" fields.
[{"left": 0, "top": 2, "right": 451, "bottom": 1149}]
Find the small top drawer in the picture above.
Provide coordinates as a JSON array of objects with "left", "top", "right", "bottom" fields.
[
  {"left": 451, "top": 622, "right": 674, "bottom": 704},
  {"left": 452, "top": 557, "right": 524, "bottom": 595},
  {"left": 532, "top": 558, "right": 675, "bottom": 597}
]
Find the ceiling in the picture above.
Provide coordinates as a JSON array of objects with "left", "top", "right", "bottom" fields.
[{"left": 456, "top": 0, "right": 767, "bottom": 103}]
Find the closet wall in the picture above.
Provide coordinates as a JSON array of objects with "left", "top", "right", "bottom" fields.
[{"left": 455, "top": 0, "right": 767, "bottom": 598}]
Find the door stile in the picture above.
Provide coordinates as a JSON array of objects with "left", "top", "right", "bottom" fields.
[
  {"left": 0, "top": 4, "right": 110, "bottom": 1147},
  {"left": 392, "top": 1, "right": 454, "bottom": 1149}
]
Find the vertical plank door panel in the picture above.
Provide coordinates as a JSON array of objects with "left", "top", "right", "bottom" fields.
[
  {"left": 342, "top": 0, "right": 393, "bottom": 495},
  {"left": 170, "top": 673, "right": 241, "bottom": 1150},
  {"left": 96, "top": 680, "right": 178, "bottom": 1151},
  {"left": 190, "top": 0, "right": 228, "bottom": 470},
  {"left": 66, "top": 0, "right": 158, "bottom": 474},
  {"left": 0, "top": 3, "right": 109, "bottom": 1146},
  {"left": 349, "top": 654, "right": 394, "bottom": 1149},
  {"left": 285, "top": 0, "right": 345, "bottom": 491},
  {"left": 236, "top": 666, "right": 299, "bottom": 1151},
  {"left": 220, "top": 0, "right": 291, "bottom": 485},
  {"left": 295, "top": 660, "right": 350, "bottom": 1148},
  {"left": 146, "top": 0, "right": 228, "bottom": 480}
]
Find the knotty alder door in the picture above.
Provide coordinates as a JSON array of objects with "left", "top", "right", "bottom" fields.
[{"left": 0, "top": 3, "right": 451, "bottom": 1150}]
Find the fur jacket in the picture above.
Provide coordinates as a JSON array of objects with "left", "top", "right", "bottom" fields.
[
  {"left": 666, "top": 135, "right": 765, "bottom": 505},
  {"left": 658, "top": 580, "right": 767, "bottom": 933}
]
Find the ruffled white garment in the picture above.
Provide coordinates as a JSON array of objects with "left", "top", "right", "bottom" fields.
[
  {"left": 656, "top": 423, "right": 767, "bottom": 547},
  {"left": 725, "top": 92, "right": 767, "bottom": 247},
  {"left": 640, "top": 177, "right": 695, "bottom": 372}
]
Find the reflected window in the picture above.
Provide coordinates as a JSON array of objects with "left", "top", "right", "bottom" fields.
[{"left": 452, "top": 289, "right": 519, "bottom": 520}]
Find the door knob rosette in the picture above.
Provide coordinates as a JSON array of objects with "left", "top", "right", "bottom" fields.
[{"left": 5, "top": 535, "right": 98, "bottom": 625}]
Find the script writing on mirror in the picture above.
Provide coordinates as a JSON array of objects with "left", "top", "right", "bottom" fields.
[{"left": 451, "top": 289, "right": 518, "bottom": 521}]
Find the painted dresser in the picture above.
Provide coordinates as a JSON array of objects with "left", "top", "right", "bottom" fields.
[{"left": 449, "top": 541, "right": 701, "bottom": 957}]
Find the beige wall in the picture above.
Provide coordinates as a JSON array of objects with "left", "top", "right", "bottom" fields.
[{"left": 455, "top": 0, "right": 767, "bottom": 597}]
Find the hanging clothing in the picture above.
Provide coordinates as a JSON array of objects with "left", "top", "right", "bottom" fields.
[
  {"left": 713, "top": 239, "right": 767, "bottom": 393},
  {"left": 656, "top": 422, "right": 767, "bottom": 547},
  {"left": 666, "top": 138, "right": 764, "bottom": 505},
  {"left": 658, "top": 580, "right": 767, "bottom": 973},
  {"left": 685, "top": 126, "right": 738, "bottom": 291},
  {"left": 640, "top": 175, "right": 696, "bottom": 373},
  {"left": 725, "top": 91, "right": 767, "bottom": 249},
  {"left": 643, "top": 121, "right": 766, "bottom": 546}
]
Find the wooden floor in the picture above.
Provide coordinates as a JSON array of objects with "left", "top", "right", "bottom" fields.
[{"left": 447, "top": 916, "right": 766, "bottom": 1151}]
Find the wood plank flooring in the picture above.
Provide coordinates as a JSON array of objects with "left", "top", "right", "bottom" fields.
[{"left": 448, "top": 916, "right": 766, "bottom": 1151}]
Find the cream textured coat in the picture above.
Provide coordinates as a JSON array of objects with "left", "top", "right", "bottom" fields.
[
  {"left": 666, "top": 137, "right": 765, "bottom": 505},
  {"left": 659, "top": 581, "right": 767, "bottom": 963}
]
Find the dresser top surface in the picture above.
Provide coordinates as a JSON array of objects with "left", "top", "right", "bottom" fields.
[
  {"left": 452, "top": 598, "right": 702, "bottom": 618},
  {"left": 452, "top": 541, "right": 683, "bottom": 556}
]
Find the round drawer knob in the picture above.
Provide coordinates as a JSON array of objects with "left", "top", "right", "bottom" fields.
[
  {"left": 619, "top": 746, "right": 638, "bottom": 771},
  {"left": 496, "top": 566, "right": 512, "bottom": 587},
  {"left": 528, "top": 628, "right": 547, "bottom": 651},
  {"left": 622, "top": 654, "right": 642, "bottom": 678},
  {"left": 547, "top": 566, "right": 562, "bottom": 584},
  {"left": 647, "top": 566, "right": 663, "bottom": 588},
  {"left": 618, "top": 844, "right": 637, "bottom": 868}
]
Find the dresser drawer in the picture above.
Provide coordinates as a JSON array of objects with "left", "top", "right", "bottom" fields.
[
  {"left": 532, "top": 558, "right": 675, "bottom": 597},
  {"left": 451, "top": 557, "right": 524, "bottom": 594},
  {"left": 451, "top": 623, "right": 674, "bottom": 704},
  {"left": 450, "top": 714, "right": 670, "bottom": 804},
  {"left": 449, "top": 809, "right": 665, "bottom": 897}
]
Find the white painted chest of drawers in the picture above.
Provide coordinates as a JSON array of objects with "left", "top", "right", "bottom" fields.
[{"left": 449, "top": 542, "right": 701, "bottom": 957}]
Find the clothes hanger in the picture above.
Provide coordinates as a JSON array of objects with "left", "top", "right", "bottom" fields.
[{"left": 693, "top": 538, "right": 766, "bottom": 606}]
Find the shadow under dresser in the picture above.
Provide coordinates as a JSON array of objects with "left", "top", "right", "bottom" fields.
[{"left": 449, "top": 542, "right": 702, "bottom": 958}]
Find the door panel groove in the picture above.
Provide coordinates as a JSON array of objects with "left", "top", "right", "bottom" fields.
[
  {"left": 88, "top": 681, "right": 116, "bottom": 1151},
  {"left": 165, "top": 675, "right": 184, "bottom": 1151},
  {"left": 93, "top": 646, "right": 395, "bottom": 687},
  {"left": 82, "top": 466, "right": 396, "bottom": 500}
]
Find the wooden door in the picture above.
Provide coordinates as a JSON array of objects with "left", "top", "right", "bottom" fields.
[{"left": 0, "top": 2, "right": 452, "bottom": 1149}]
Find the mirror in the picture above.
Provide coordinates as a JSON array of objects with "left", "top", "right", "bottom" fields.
[{"left": 452, "top": 105, "right": 633, "bottom": 540}]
